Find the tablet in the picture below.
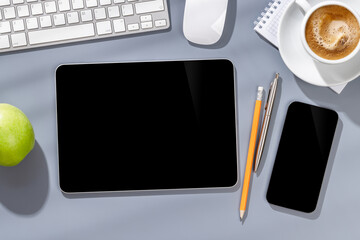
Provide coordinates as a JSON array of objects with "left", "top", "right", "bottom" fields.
[{"left": 56, "top": 59, "right": 238, "bottom": 193}]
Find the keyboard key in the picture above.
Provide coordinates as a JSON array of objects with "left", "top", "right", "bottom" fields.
[
  {"left": 96, "top": 21, "right": 111, "bottom": 35},
  {"left": 0, "top": 11, "right": 2, "bottom": 20},
  {"left": 4, "top": 7, "right": 16, "bottom": 19},
  {"left": 141, "top": 21, "right": 152, "bottom": 29},
  {"left": 127, "top": 23, "right": 139, "bottom": 31},
  {"left": 13, "top": 0, "right": 24, "bottom": 4},
  {"left": 140, "top": 15, "right": 151, "bottom": 22},
  {"left": 85, "top": 0, "right": 97, "bottom": 8},
  {"left": 31, "top": 3, "right": 43, "bottom": 15},
  {"left": 94, "top": 8, "right": 106, "bottom": 20},
  {"left": 40, "top": 15, "right": 52, "bottom": 27},
  {"left": 67, "top": 12, "right": 79, "bottom": 24},
  {"left": 0, "top": 0, "right": 10, "bottom": 6},
  {"left": 72, "top": 0, "right": 84, "bottom": 10},
  {"left": 12, "top": 19, "right": 25, "bottom": 31},
  {"left": 17, "top": 5, "right": 30, "bottom": 17},
  {"left": 26, "top": 17, "right": 38, "bottom": 29},
  {"left": 80, "top": 10, "right": 92, "bottom": 22},
  {"left": 45, "top": 1, "right": 57, "bottom": 13},
  {"left": 107, "top": 6, "right": 120, "bottom": 18},
  {"left": 0, "top": 35, "right": 10, "bottom": 49},
  {"left": 113, "top": 18, "right": 125, "bottom": 32},
  {"left": 29, "top": 23, "right": 95, "bottom": 45},
  {"left": 155, "top": 19, "right": 166, "bottom": 27},
  {"left": 0, "top": 21, "right": 11, "bottom": 33},
  {"left": 26, "top": 0, "right": 37, "bottom": 2},
  {"left": 11, "top": 32, "right": 27, "bottom": 47},
  {"left": 58, "top": 0, "right": 70, "bottom": 12},
  {"left": 135, "top": 0, "right": 164, "bottom": 14},
  {"left": 122, "top": 4, "right": 133, "bottom": 16},
  {"left": 53, "top": 13, "right": 66, "bottom": 26},
  {"left": 99, "top": 0, "right": 110, "bottom": 6},
  {"left": 113, "top": 0, "right": 124, "bottom": 3}
]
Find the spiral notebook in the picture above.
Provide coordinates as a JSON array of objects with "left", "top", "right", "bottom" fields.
[{"left": 253, "top": 0, "right": 347, "bottom": 94}]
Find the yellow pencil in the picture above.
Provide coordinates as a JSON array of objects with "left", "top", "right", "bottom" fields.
[{"left": 240, "top": 86, "right": 263, "bottom": 220}]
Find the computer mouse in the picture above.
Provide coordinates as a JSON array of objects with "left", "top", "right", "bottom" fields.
[{"left": 183, "top": 0, "right": 228, "bottom": 45}]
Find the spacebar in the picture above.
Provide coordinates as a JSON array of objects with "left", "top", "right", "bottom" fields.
[{"left": 28, "top": 24, "right": 95, "bottom": 45}]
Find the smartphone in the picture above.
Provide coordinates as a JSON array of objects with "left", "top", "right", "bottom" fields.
[{"left": 266, "top": 101, "right": 338, "bottom": 213}]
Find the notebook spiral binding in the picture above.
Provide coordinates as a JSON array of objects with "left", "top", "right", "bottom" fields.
[{"left": 254, "top": 0, "right": 282, "bottom": 29}]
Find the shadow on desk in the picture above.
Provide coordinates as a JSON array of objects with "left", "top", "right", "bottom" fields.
[
  {"left": 0, "top": 141, "right": 49, "bottom": 215},
  {"left": 267, "top": 119, "right": 343, "bottom": 220},
  {"left": 296, "top": 75, "right": 360, "bottom": 126},
  {"left": 63, "top": 180, "right": 241, "bottom": 199}
]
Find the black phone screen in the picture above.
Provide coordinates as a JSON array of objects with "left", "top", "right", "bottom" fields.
[{"left": 266, "top": 101, "right": 338, "bottom": 213}]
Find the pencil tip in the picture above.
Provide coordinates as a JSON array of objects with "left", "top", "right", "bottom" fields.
[{"left": 240, "top": 210, "right": 245, "bottom": 220}]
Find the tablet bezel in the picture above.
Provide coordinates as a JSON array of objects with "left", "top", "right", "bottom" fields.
[{"left": 55, "top": 59, "right": 239, "bottom": 194}]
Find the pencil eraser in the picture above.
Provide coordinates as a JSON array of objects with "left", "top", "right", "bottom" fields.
[{"left": 257, "top": 86, "right": 264, "bottom": 100}]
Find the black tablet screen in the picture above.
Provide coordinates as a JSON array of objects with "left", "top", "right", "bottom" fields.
[
  {"left": 266, "top": 102, "right": 338, "bottom": 213},
  {"left": 56, "top": 60, "right": 238, "bottom": 193}
]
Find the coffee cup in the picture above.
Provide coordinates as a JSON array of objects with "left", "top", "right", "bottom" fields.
[{"left": 295, "top": 0, "right": 360, "bottom": 64}]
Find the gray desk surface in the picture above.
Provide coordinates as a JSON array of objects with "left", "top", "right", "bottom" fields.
[{"left": 1, "top": 0, "right": 360, "bottom": 239}]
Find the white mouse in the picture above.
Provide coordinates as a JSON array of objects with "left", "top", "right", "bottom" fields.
[{"left": 183, "top": 0, "right": 229, "bottom": 45}]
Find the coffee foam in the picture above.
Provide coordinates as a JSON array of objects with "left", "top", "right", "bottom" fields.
[
  {"left": 313, "top": 16, "right": 357, "bottom": 51},
  {"left": 305, "top": 5, "right": 360, "bottom": 60}
]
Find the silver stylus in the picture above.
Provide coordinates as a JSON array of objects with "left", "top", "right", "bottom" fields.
[{"left": 254, "top": 73, "right": 279, "bottom": 172}]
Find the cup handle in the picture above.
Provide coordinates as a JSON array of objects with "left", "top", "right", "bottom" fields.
[{"left": 295, "top": 0, "right": 311, "bottom": 14}]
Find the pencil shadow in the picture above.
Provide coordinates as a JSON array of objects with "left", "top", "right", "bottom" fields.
[{"left": 267, "top": 118, "right": 343, "bottom": 219}]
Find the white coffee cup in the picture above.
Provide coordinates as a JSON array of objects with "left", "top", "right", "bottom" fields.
[{"left": 295, "top": 0, "right": 360, "bottom": 64}]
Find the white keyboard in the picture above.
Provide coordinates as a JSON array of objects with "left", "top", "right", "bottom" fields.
[{"left": 0, "top": 0, "right": 169, "bottom": 53}]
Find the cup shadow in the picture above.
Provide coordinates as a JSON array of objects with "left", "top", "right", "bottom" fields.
[
  {"left": 295, "top": 73, "right": 360, "bottom": 126},
  {"left": 0, "top": 141, "right": 49, "bottom": 215}
]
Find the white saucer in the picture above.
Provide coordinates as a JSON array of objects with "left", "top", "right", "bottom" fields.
[{"left": 278, "top": 0, "right": 360, "bottom": 87}]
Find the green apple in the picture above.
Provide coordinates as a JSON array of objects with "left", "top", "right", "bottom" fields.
[{"left": 0, "top": 103, "right": 35, "bottom": 167}]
